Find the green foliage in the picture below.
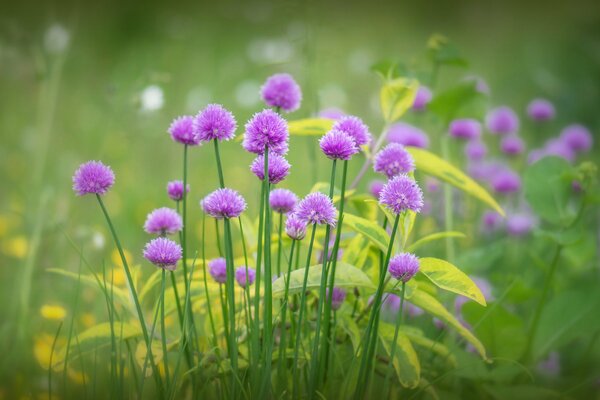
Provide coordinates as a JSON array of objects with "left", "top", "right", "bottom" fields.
[
  {"left": 288, "top": 118, "right": 334, "bottom": 136},
  {"left": 379, "top": 324, "right": 421, "bottom": 388},
  {"left": 419, "top": 257, "right": 487, "bottom": 305},
  {"left": 380, "top": 78, "right": 419, "bottom": 122}
]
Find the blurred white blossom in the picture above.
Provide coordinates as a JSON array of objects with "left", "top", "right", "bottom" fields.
[
  {"left": 140, "top": 85, "right": 164, "bottom": 112},
  {"left": 44, "top": 24, "right": 70, "bottom": 54}
]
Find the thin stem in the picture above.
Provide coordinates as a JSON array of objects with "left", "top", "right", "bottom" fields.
[
  {"left": 277, "top": 239, "right": 297, "bottom": 394},
  {"left": 223, "top": 218, "right": 239, "bottom": 394},
  {"left": 48, "top": 322, "right": 63, "bottom": 400},
  {"left": 277, "top": 212, "right": 284, "bottom": 277},
  {"left": 382, "top": 281, "right": 406, "bottom": 395},
  {"left": 213, "top": 139, "right": 226, "bottom": 188},
  {"left": 161, "top": 270, "right": 170, "bottom": 389},
  {"left": 202, "top": 214, "right": 218, "bottom": 346},
  {"left": 349, "top": 123, "right": 390, "bottom": 189}
]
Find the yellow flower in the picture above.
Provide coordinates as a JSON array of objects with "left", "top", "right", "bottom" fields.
[
  {"left": 40, "top": 305, "right": 67, "bottom": 320},
  {"left": 80, "top": 313, "right": 96, "bottom": 328},
  {"left": 2, "top": 236, "right": 28, "bottom": 259},
  {"left": 34, "top": 334, "right": 65, "bottom": 370}
]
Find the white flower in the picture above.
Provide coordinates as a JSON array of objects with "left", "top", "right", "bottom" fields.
[
  {"left": 44, "top": 24, "right": 70, "bottom": 54},
  {"left": 140, "top": 85, "right": 164, "bottom": 112}
]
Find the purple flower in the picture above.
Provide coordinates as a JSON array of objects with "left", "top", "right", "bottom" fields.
[
  {"left": 449, "top": 119, "right": 482, "bottom": 140},
  {"left": 269, "top": 188, "right": 298, "bottom": 213},
  {"left": 296, "top": 192, "right": 337, "bottom": 226},
  {"left": 250, "top": 152, "right": 290, "bottom": 184},
  {"left": 468, "top": 160, "right": 506, "bottom": 182},
  {"left": 144, "top": 207, "right": 183, "bottom": 235},
  {"left": 379, "top": 174, "right": 424, "bottom": 215},
  {"left": 208, "top": 258, "right": 227, "bottom": 284},
  {"left": 491, "top": 169, "right": 521, "bottom": 194},
  {"left": 536, "top": 352, "right": 561, "bottom": 378},
  {"left": 369, "top": 180, "right": 386, "bottom": 198},
  {"left": 373, "top": 143, "right": 415, "bottom": 178},
  {"left": 560, "top": 124, "right": 593, "bottom": 153},
  {"left": 527, "top": 99, "right": 555, "bottom": 121},
  {"left": 327, "top": 287, "right": 347, "bottom": 311},
  {"left": 261, "top": 73, "right": 302, "bottom": 113},
  {"left": 318, "top": 107, "right": 345, "bottom": 120},
  {"left": 143, "top": 237, "right": 182, "bottom": 271},
  {"left": 235, "top": 266, "right": 256, "bottom": 288},
  {"left": 500, "top": 135, "right": 525, "bottom": 155},
  {"left": 202, "top": 188, "right": 247, "bottom": 219},
  {"left": 486, "top": 106, "right": 519, "bottom": 135},
  {"left": 332, "top": 116, "right": 372, "bottom": 147},
  {"left": 463, "top": 76, "right": 490, "bottom": 95},
  {"left": 544, "top": 138, "right": 575, "bottom": 162},
  {"left": 506, "top": 213, "right": 535, "bottom": 236},
  {"left": 482, "top": 210, "right": 503, "bottom": 233},
  {"left": 285, "top": 213, "right": 308, "bottom": 240},
  {"left": 72, "top": 161, "right": 115, "bottom": 196},
  {"left": 243, "top": 109, "right": 289, "bottom": 155},
  {"left": 387, "top": 122, "right": 429, "bottom": 148},
  {"left": 167, "top": 180, "right": 189, "bottom": 201},
  {"left": 527, "top": 148, "right": 546, "bottom": 164},
  {"left": 412, "top": 86, "right": 432, "bottom": 111},
  {"left": 169, "top": 115, "right": 201, "bottom": 146},
  {"left": 379, "top": 293, "right": 424, "bottom": 323},
  {"left": 388, "top": 252, "right": 419, "bottom": 282},
  {"left": 426, "top": 178, "right": 440, "bottom": 193},
  {"left": 319, "top": 129, "right": 358, "bottom": 160},
  {"left": 465, "top": 140, "right": 487, "bottom": 161},
  {"left": 193, "top": 104, "right": 237, "bottom": 142}
]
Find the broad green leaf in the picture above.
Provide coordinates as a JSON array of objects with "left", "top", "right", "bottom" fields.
[
  {"left": 371, "top": 60, "right": 409, "bottom": 80},
  {"left": 524, "top": 156, "right": 577, "bottom": 226},
  {"left": 427, "top": 34, "right": 468, "bottom": 68},
  {"left": 428, "top": 81, "right": 485, "bottom": 121},
  {"left": 418, "top": 257, "right": 486, "bottom": 306},
  {"left": 407, "top": 147, "right": 504, "bottom": 216},
  {"left": 288, "top": 118, "right": 334, "bottom": 136},
  {"left": 342, "top": 234, "right": 369, "bottom": 265},
  {"left": 342, "top": 213, "right": 390, "bottom": 252},
  {"left": 379, "top": 326, "right": 420, "bottom": 388},
  {"left": 339, "top": 314, "right": 362, "bottom": 353},
  {"left": 409, "top": 289, "right": 487, "bottom": 360},
  {"left": 350, "top": 194, "right": 379, "bottom": 221},
  {"left": 380, "top": 78, "right": 419, "bottom": 122},
  {"left": 138, "top": 269, "right": 163, "bottom": 301},
  {"left": 400, "top": 210, "right": 417, "bottom": 249},
  {"left": 271, "top": 262, "right": 374, "bottom": 297},
  {"left": 399, "top": 326, "right": 457, "bottom": 366},
  {"left": 407, "top": 231, "right": 466, "bottom": 252}
]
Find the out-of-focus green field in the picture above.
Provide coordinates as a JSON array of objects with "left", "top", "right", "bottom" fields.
[{"left": 1, "top": 0, "right": 599, "bottom": 395}]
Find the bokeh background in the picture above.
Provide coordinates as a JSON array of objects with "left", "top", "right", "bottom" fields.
[{"left": 1, "top": 0, "right": 599, "bottom": 396}]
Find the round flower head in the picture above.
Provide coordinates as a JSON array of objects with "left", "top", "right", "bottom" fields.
[
  {"left": 387, "top": 122, "right": 429, "bottom": 148},
  {"left": 285, "top": 213, "right": 308, "bottom": 240},
  {"left": 486, "top": 106, "right": 519, "bottom": 135},
  {"left": 269, "top": 188, "right": 298, "bottom": 213},
  {"left": 527, "top": 98, "right": 555, "bottom": 121},
  {"left": 208, "top": 258, "right": 227, "bottom": 284},
  {"left": 412, "top": 86, "right": 432, "bottom": 111},
  {"left": 388, "top": 252, "right": 419, "bottom": 282},
  {"left": 169, "top": 115, "right": 200, "bottom": 146},
  {"left": 501, "top": 135, "right": 525, "bottom": 156},
  {"left": 193, "top": 104, "right": 237, "bottom": 142},
  {"left": 482, "top": 210, "right": 503, "bottom": 233},
  {"left": 296, "top": 192, "right": 337, "bottom": 226},
  {"left": 491, "top": 169, "right": 521, "bottom": 194},
  {"left": 73, "top": 161, "right": 115, "bottom": 196},
  {"left": 167, "top": 180, "right": 190, "bottom": 201},
  {"left": 144, "top": 207, "right": 183, "bottom": 235},
  {"left": 560, "top": 124, "right": 593, "bottom": 153},
  {"left": 143, "top": 237, "right": 182, "bottom": 271},
  {"left": 243, "top": 109, "right": 289, "bottom": 155},
  {"left": 379, "top": 174, "right": 424, "bottom": 215},
  {"left": 369, "top": 180, "right": 386, "bottom": 198},
  {"left": 465, "top": 140, "right": 487, "bottom": 161},
  {"left": 373, "top": 143, "right": 415, "bottom": 178},
  {"left": 543, "top": 139, "right": 575, "bottom": 162},
  {"left": 506, "top": 213, "right": 535, "bottom": 236},
  {"left": 235, "top": 266, "right": 256, "bottom": 288},
  {"left": 260, "top": 73, "right": 302, "bottom": 113},
  {"left": 319, "top": 129, "right": 358, "bottom": 160},
  {"left": 332, "top": 116, "right": 372, "bottom": 147},
  {"left": 250, "top": 152, "right": 290, "bottom": 184},
  {"left": 327, "top": 287, "right": 347, "bottom": 311},
  {"left": 202, "top": 188, "right": 247, "bottom": 219},
  {"left": 449, "top": 119, "right": 482, "bottom": 140},
  {"left": 318, "top": 107, "right": 345, "bottom": 120}
]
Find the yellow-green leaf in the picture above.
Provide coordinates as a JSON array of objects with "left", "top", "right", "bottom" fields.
[
  {"left": 343, "top": 213, "right": 390, "bottom": 252},
  {"left": 379, "top": 326, "right": 420, "bottom": 388},
  {"left": 407, "top": 147, "right": 504, "bottom": 216},
  {"left": 419, "top": 257, "right": 486, "bottom": 306},
  {"left": 396, "top": 325, "right": 457, "bottom": 367},
  {"left": 380, "top": 78, "right": 419, "bottom": 122},
  {"left": 288, "top": 118, "right": 334, "bottom": 136},
  {"left": 406, "top": 231, "right": 466, "bottom": 252},
  {"left": 409, "top": 289, "right": 488, "bottom": 360}
]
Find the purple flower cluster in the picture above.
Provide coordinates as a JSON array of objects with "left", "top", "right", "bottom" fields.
[
  {"left": 144, "top": 207, "right": 183, "bottom": 235},
  {"left": 202, "top": 188, "right": 247, "bottom": 219},
  {"left": 235, "top": 266, "right": 256, "bottom": 288},
  {"left": 243, "top": 109, "right": 289, "bottom": 155},
  {"left": 465, "top": 140, "right": 487, "bottom": 161},
  {"left": 208, "top": 258, "right": 227, "bottom": 284},
  {"left": 285, "top": 213, "right": 308, "bottom": 240},
  {"left": 500, "top": 135, "right": 525, "bottom": 155},
  {"left": 374, "top": 143, "right": 415, "bottom": 178},
  {"left": 527, "top": 99, "right": 555, "bottom": 121},
  {"left": 327, "top": 287, "right": 347, "bottom": 311},
  {"left": 379, "top": 174, "right": 424, "bottom": 215},
  {"left": 250, "top": 152, "right": 290, "bottom": 184},
  {"left": 169, "top": 115, "right": 200, "bottom": 146},
  {"left": 561, "top": 124, "right": 593, "bottom": 153},
  {"left": 387, "top": 122, "right": 429, "bottom": 148},
  {"left": 332, "top": 116, "right": 372, "bottom": 147},
  {"left": 449, "top": 119, "right": 481, "bottom": 140},
  {"left": 388, "top": 253, "right": 419, "bottom": 282},
  {"left": 143, "top": 237, "right": 182, "bottom": 270},
  {"left": 295, "top": 192, "right": 337, "bottom": 226},
  {"left": 369, "top": 180, "right": 386, "bottom": 198},
  {"left": 486, "top": 106, "right": 519, "bottom": 135},
  {"left": 506, "top": 213, "right": 536, "bottom": 236},
  {"left": 167, "top": 180, "right": 189, "bottom": 201},
  {"left": 319, "top": 129, "right": 358, "bottom": 160},
  {"left": 72, "top": 161, "right": 115, "bottom": 196},
  {"left": 269, "top": 188, "right": 298, "bottom": 214},
  {"left": 412, "top": 86, "right": 432, "bottom": 111},
  {"left": 261, "top": 73, "right": 302, "bottom": 113},
  {"left": 490, "top": 169, "right": 521, "bottom": 194},
  {"left": 194, "top": 104, "right": 237, "bottom": 142}
]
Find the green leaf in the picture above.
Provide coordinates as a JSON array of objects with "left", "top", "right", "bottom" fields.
[
  {"left": 342, "top": 234, "right": 370, "bottom": 266},
  {"left": 418, "top": 257, "right": 486, "bottom": 306},
  {"left": 427, "top": 34, "right": 468, "bottom": 68},
  {"left": 288, "top": 118, "right": 334, "bottom": 136},
  {"left": 483, "top": 384, "right": 562, "bottom": 400},
  {"left": 379, "top": 325, "right": 420, "bottom": 388},
  {"left": 409, "top": 289, "right": 487, "bottom": 360},
  {"left": 342, "top": 213, "right": 390, "bottom": 252},
  {"left": 380, "top": 78, "right": 419, "bottom": 122},
  {"left": 271, "top": 262, "right": 374, "bottom": 297},
  {"left": 428, "top": 81, "right": 486, "bottom": 122},
  {"left": 399, "top": 326, "right": 457, "bottom": 366},
  {"left": 524, "top": 156, "right": 577, "bottom": 226},
  {"left": 406, "top": 231, "right": 466, "bottom": 252},
  {"left": 407, "top": 147, "right": 504, "bottom": 216},
  {"left": 350, "top": 194, "right": 379, "bottom": 221}
]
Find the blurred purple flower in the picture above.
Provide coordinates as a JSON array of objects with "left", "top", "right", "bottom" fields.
[
  {"left": 250, "top": 152, "right": 290, "bottom": 184},
  {"left": 449, "top": 119, "right": 482, "bottom": 140},
  {"left": 243, "top": 109, "right": 289, "bottom": 155},
  {"left": 465, "top": 140, "right": 487, "bottom": 161},
  {"left": 387, "top": 122, "right": 429, "bottom": 148},
  {"left": 560, "top": 124, "right": 593, "bottom": 153},
  {"left": 536, "top": 352, "right": 561, "bottom": 378},
  {"left": 318, "top": 107, "right": 345, "bottom": 120},
  {"left": 506, "top": 212, "right": 535, "bottom": 236},
  {"left": 144, "top": 207, "right": 183, "bottom": 235},
  {"left": 373, "top": 143, "right": 415, "bottom": 178},
  {"left": 235, "top": 266, "right": 256, "bottom": 288},
  {"left": 501, "top": 135, "right": 525, "bottom": 156},
  {"left": 327, "top": 287, "right": 347, "bottom": 311},
  {"left": 208, "top": 258, "right": 227, "bottom": 284},
  {"left": 486, "top": 106, "right": 519, "bottom": 135},
  {"left": 169, "top": 115, "right": 201, "bottom": 146},
  {"left": 269, "top": 188, "right": 298, "bottom": 213},
  {"left": 332, "top": 115, "right": 372, "bottom": 147},
  {"left": 72, "top": 161, "right": 115, "bottom": 196},
  {"left": 491, "top": 169, "right": 521, "bottom": 194},
  {"left": 369, "top": 180, "right": 386, "bottom": 198},
  {"left": 261, "top": 73, "right": 302, "bottom": 113},
  {"left": 412, "top": 86, "right": 432, "bottom": 111},
  {"left": 527, "top": 99, "right": 555, "bottom": 121},
  {"left": 167, "top": 180, "right": 189, "bottom": 201},
  {"left": 193, "top": 104, "right": 237, "bottom": 142},
  {"left": 143, "top": 237, "right": 182, "bottom": 271},
  {"left": 544, "top": 138, "right": 575, "bottom": 162},
  {"left": 482, "top": 210, "right": 503, "bottom": 233},
  {"left": 285, "top": 213, "right": 308, "bottom": 240}
]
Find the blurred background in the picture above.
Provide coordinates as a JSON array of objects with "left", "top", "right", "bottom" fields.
[{"left": 1, "top": 0, "right": 599, "bottom": 396}]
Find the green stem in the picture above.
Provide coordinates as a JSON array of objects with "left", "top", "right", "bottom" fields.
[
  {"left": 277, "top": 212, "right": 284, "bottom": 277},
  {"left": 382, "top": 281, "right": 406, "bottom": 396},
  {"left": 213, "top": 139, "right": 226, "bottom": 188},
  {"left": 202, "top": 214, "right": 218, "bottom": 347},
  {"left": 48, "top": 322, "right": 63, "bottom": 400},
  {"left": 223, "top": 218, "right": 239, "bottom": 394},
  {"left": 161, "top": 270, "right": 170, "bottom": 389},
  {"left": 277, "top": 239, "right": 297, "bottom": 394},
  {"left": 441, "top": 136, "right": 455, "bottom": 262},
  {"left": 96, "top": 195, "right": 164, "bottom": 396}
]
